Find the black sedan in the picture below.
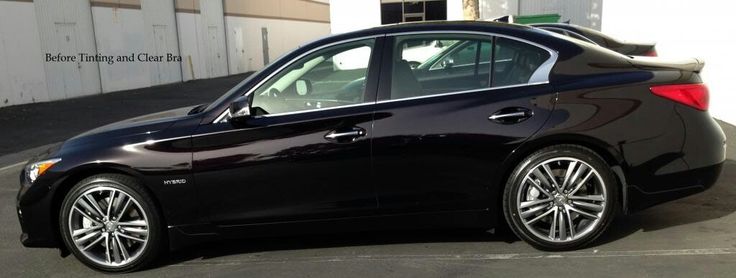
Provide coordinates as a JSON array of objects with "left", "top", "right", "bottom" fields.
[
  {"left": 17, "top": 21, "right": 725, "bottom": 272},
  {"left": 531, "top": 23, "right": 658, "bottom": 56}
]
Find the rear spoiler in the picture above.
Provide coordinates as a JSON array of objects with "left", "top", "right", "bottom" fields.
[
  {"left": 629, "top": 57, "right": 705, "bottom": 73},
  {"left": 692, "top": 58, "right": 705, "bottom": 73}
]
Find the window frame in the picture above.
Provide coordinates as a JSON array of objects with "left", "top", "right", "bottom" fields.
[
  {"left": 212, "top": 31, "right": 558, "bottom": 123},
  {"left": 377, "top": 30, "right": 559, "bottom": 102}
]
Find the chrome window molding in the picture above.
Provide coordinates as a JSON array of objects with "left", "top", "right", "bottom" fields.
[
  {"left": 212, "top": 30, "right": 559, "bottom": 123},
  {"left": 375, "top": 81, "right": 549, "bottom": 104},
  {"left": 430, "top": 61, "right": 491, "bottom": 71},
  {"left": 252, "top": 102, "right": 374, "bottom": 118}
]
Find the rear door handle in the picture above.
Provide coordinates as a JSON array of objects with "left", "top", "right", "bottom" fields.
[
  {"left": 324, "top": 127, "right": 366, "bottom": 143},
  {"left": 489, "top": 107, "right": 533, "bottom": 124}
]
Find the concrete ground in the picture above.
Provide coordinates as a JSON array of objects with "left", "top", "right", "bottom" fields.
[{"left": 0, "top": 76, "right": 735, "bottom": 277}]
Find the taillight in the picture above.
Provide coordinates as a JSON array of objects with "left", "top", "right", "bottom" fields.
[
  {"left": 650, "top": 83, "right": 709, "bottom": 111},
  {"left": 643, "top": 49, "right": 658, "bottom": 57}
]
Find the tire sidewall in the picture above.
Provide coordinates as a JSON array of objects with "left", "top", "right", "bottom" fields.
[
  {"left": 503, "top": 145, "right": 618, "bottom": 250},
  {"left": 59, "top": 174, "right": 161, "bottom": 273}
]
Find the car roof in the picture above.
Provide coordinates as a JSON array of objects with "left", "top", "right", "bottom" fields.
[
  {"left": 313, "top": 21, "right": 550, "bottom": 45},
  {"left": 362, "top": 20, "right": 537, "bottom": 34}
]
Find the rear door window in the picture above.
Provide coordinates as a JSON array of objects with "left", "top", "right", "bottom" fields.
[
  {"left": 389, "top": 34, "right": 493, "bottom": 100},
  {"left": 492, "top": 37, "right": 551, "bottom": 87}
]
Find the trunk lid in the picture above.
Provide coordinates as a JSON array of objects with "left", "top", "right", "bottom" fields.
[{"left": 628, "top": 56, "right": 705, "bottom": 73}]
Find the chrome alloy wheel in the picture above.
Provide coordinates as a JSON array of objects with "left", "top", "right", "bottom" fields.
[
  {"left": 516, "top": 157, "right": 607, "bottom": 242},
  {"left": 68, "top": 186, "right": 150, "bottom": 267}
]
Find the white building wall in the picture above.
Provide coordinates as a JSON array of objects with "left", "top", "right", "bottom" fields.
[
  {"left": 141, "top": 0, "right": 182, "bottom": 86},
  {"left": 478, "top": 0, "right": 518, "bottom": 20},
  {"left": 199, "top": 0, "right": 228, "bottom": 78},
  {"left": 602, "top": 0, "right": 736, "bottom": 125},
  {"left": 0, "top": 1, "right": 49, "bottom": 107},
  {"left": 0, "top": 0, "right": 331, "bottom": 107},
  {"left": 176, "top": 12, "right": 205, "bottom": 81},
  {"left": 446, "top": 0, "right": 464, "bottom": 20},
  {"left": 226, "top": 16, "right": 330, "bottom": 72},
  {"left": 92, "top": 7, "right": 150, "bottom": 93},
  {"left": 329, "top": 0, "right": 381, "bottom": 34},
  {"left": 34, "top": 0, "right": 101, "bottom": 100},
  {"left": 175, "top": 0, "right": 228, "bottom": 81}
]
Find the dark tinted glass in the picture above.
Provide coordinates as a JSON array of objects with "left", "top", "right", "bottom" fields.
[
  {"left": 492, "top": 37, "right": 550, "bottom": 87},
  {"left": 390, "top": 35, "right": 492, "bottom": 100}
]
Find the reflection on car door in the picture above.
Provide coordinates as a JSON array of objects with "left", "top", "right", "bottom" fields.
[
  {"left": 371, "top": 34, "right": 557, "bottom": 214},
  {"left": 191, "top": 38, "right": 383, "bottom": 227}
]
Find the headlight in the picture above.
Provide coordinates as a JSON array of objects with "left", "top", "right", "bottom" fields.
[{"left": 26, "top": 158, "right": 61, "bottom": 184}]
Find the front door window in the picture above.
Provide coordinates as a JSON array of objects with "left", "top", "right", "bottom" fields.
[{"left": 251, "top": 39, "right": 375, "bottom": 116}]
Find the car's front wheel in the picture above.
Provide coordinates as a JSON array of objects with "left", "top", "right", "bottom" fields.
[
  {"left": 59, "top": 174, "right": 162, "bottom": 272},
  {"left": 503, "top": 145, "right": 618, "bottom": 250}
]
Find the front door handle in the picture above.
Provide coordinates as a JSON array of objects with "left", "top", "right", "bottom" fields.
[
  {"left": 324, "top": 127, "right": 366, "bottom": 143},
  {"left": 489, "top": 107, "right": 534, "bottom": 124}
]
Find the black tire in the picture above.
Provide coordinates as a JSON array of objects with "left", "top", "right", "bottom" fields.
[
  {"left": 59, "top": 174, "right": 163, "bottom": 273},
  {"left": 502, "top": 145, "right": 618, "bottom": 250}
]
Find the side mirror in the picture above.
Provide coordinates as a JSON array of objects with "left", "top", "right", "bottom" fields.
[
  {"left": 440, "top": 58, "right": 454, "bottom": 69},
  {"left": 295, "top": 79, "right": 312, "bottom": 96},
  {"left": 228, "top": 94, "right": 252, "bottom": 123}
]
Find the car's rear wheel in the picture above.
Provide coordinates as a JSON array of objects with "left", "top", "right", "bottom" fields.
[
  {"left": 59, "top": 174, "right": 162, "bottom": 272},
  {"left": 503, "top": 145, "right": 618, "bottom": 250}
]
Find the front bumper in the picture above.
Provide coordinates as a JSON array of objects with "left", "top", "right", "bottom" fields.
[{"left": 17, "top": 156, "right": 66, "bottom": 248}]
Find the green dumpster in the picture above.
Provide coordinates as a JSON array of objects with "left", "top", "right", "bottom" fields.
[{"left": 514, "top": 14, "right": 561, "bottom": 24}]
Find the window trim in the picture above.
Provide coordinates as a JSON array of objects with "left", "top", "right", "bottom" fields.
[
  {"left": 375, "top": 81, "right": 550, "bottom": 104},
  {"left": 213, "top": 30, "right": 559, "bottom": 123}
]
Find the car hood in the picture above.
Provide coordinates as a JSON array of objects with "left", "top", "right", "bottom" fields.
[{"left": 64, "top": 105, "right": 198, "bottom": 148}]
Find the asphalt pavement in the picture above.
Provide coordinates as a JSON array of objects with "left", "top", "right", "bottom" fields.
[
  {"left": 0, "top": 73, "right": 251, "bottom": 157},
  {"left": 0, "top": 75, "right": 735, "bottom": 277}
]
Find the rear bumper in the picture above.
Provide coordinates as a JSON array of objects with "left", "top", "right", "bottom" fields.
[
  {"left": 627, "top": 161, "right": 723, "bottom": 211},
  {"left": 625, "top": 110, "right": 727, "bottom": 212}
]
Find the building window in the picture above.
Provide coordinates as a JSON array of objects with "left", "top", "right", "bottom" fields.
[{"left": 381, "top": 0, "right": 447, "bottom": 25}]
